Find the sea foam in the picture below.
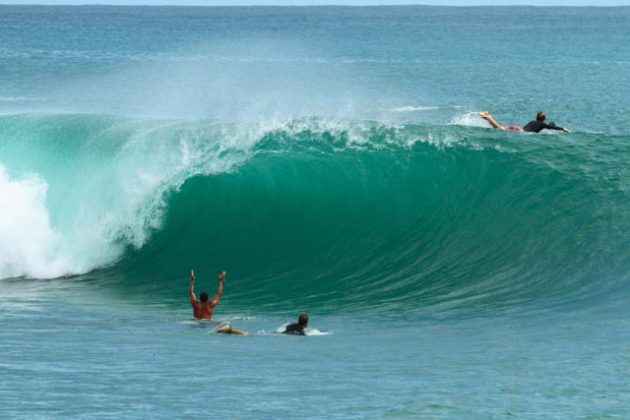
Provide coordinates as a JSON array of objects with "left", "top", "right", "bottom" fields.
[{"left": 0, "top": 165, "right": 69, "bottom": 279}]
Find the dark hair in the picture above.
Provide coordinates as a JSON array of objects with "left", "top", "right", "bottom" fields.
[
  {"left": 200, "top": 292, "right": 209, "bottom": 302},
  {"left": 298, "top": 313, "right": 309, "bottom": 327},
  {"left": 536, "top": 112, "right": 546, "bottom": 122}
]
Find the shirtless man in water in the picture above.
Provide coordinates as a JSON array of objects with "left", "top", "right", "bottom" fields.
[
  {"left": 189, "top": 269, "right": 224, "bottom": 320},
  {"left": 189, "top": 270, "right": 246, "bottom": 335}
]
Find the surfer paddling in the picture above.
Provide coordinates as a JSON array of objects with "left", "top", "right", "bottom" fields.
[
  {"left": 189, "top": 269, "right": 246, "bottom": 335},
  {"left": 479, "top": 111, "right": 570, "bottom": 133},
  {"left": 282, "top": 313, "right": 309, "bottom": 336}
]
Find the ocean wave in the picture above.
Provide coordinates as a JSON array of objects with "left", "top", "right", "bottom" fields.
[{"left": 0, "top": 113, "right": 627, "bottom": 314}]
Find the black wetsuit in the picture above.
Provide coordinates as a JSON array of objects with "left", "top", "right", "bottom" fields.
[
  {"left": 283, "top": 323, "right": 305, "bottom": 335},
  {"left": 523, "top": 120, "right": 566, "bottom": 133}
]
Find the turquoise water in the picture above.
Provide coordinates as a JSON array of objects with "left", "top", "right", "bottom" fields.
[{"left": 1, "top": 6, "right": 629, "bottom": 418}]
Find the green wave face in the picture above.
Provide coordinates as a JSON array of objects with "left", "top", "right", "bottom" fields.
[{"left": 1, "top": 114, "right": 628, "bottom": 315}]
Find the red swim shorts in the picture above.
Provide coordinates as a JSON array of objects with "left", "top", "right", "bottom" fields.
[{"left": 502, "top": 125, "right": 524, "bottom": 132}]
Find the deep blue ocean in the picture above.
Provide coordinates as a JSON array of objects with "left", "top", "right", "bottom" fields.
[{"left": 1, "top": 5, "right": 629, "bottom": 418}]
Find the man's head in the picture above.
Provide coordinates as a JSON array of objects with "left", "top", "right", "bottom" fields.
[
  {"left": 298, "top": 313, "right": 309, "bottom": 327},
  {"left": 536, "top": 112, "right": 546, "bottom": 122},
  {"left": 200, "top": 292, "right": 209, "bottom": 303}
]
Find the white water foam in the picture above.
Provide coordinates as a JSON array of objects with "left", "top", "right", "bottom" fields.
[
  {"left": 0, "top": 166, "right": 70, "bottom": 279},
  {"left": 449, "top": 111, "right": 489, "bottom": 128},
  {"left": 387, "top": 106, "right": 442, "bottom": 113}
]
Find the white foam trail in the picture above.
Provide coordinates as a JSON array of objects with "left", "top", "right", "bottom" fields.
[
  {"left": 305, "top": 328, "right": 331, "bottom": 336},
  {"left": 0, "top": 166, "right": 69, "bottom": 279},
  {"left": 450, "top": 111, "right": 489, "bottom": 128},
  {"left": 0, "top": 96, "right": 45, "bottom": 102},
  {"left": 387, "top": 106, "right": 441, "bottom": 113}
]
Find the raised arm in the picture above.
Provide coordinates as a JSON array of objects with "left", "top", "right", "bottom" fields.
[
  {"left": 189, "top": 269, "right": 198, "bottom": 303},
  {"left": 209, "top": 271, "right": 226, "bottom": 307}
]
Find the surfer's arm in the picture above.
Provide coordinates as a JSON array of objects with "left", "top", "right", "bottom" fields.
[
  {"left": 189, "top": 270, "right": 198, "bottom": 303},
  {"left": 542, "top": 122, "right": 569, "bottom": 132},
  {"left": 210, "top": 271, "right": 225, "bottom": 306}
]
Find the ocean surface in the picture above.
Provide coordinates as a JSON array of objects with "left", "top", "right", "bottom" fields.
[{"left": 1, "top": 5, "right": 629, "bottom": 418}]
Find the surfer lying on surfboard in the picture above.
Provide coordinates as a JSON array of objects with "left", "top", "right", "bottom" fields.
[
  {"left": 282, "top": 313, "right": 309, "bottom": 335},
  {"left": 479, "top": 111, "right": 570, "bottom": 133}
]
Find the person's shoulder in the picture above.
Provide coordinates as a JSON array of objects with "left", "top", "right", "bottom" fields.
[{"left": 522, "top": 120, "right": 540, "bottom": 132}]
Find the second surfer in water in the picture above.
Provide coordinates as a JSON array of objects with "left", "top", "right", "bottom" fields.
[{"left": 282, "top": 314, "right": 309, "bottom": 336}]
